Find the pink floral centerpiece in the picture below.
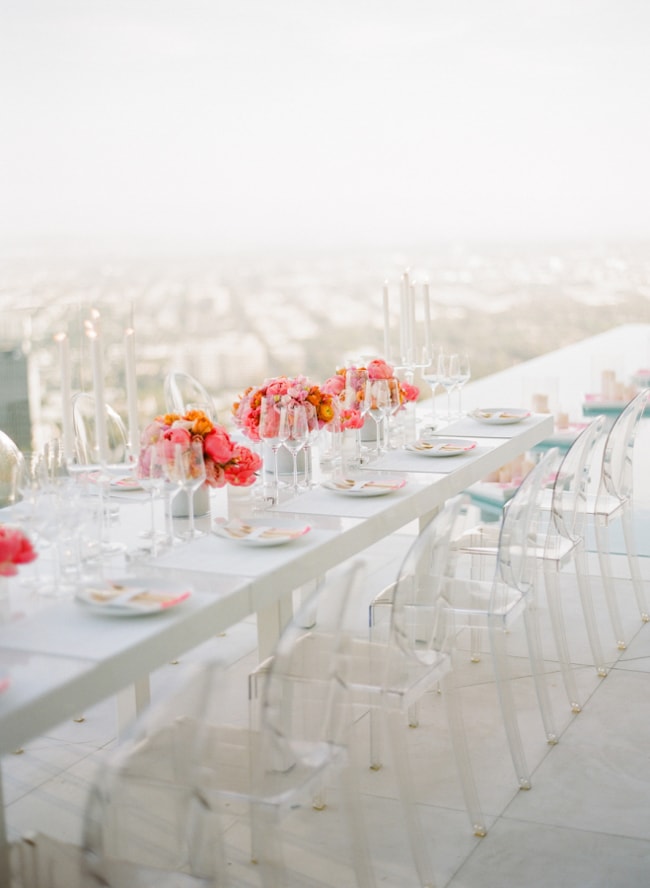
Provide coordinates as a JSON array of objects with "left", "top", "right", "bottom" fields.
[
  {"left": 0, "top": 525, "right": 37, "bottom": 577},
  {"left": 139, "top": 410, "right": 262, "bottom": 487},
  {"left": 322, "top": 358, "right": 419, "bottom": 429},
  {"left": 232, "top": 375, "right": 337, "bottom": 442}
]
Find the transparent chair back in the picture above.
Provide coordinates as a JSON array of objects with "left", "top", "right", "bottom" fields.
[
  {"left": 0, "top": 428, "right": 23, "bottom": 507},
  {"left": 598, "top": 388, "right": 648, "bottom": 505},
  {"left": 494, "top": 447, "right": 561, "bottom": 605},
  {"left": 82, "top": 660, "right": 222, "bottom": 886},
  {"left": 546, "top": 416, "right": 606, "bottom": 549},
  {"left": 164, "top": 371, "right": 218, "bottom": 421},
  {"left": 591, "top": 388, "right": 650, "bottom": 645},
  {"left": 71, "top": 393, "right": 129, "bottom": 465}
]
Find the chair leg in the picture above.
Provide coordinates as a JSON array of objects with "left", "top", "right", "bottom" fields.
[
  {"left": 385, "top": 707, "right": 438, "bottom": 887},
  {"left": 440, "top": 672, "right": 486, "bottom": 837},
  {"left": 488, "top": 620, "right": 532, "bottom": 790},
  {"left": 339, "top": 764, "right": 377, "bottom": 888},
  {"left": 620, "top": 507, "right": 649, "bottom": 623},
  {"left": 593, "top": 521, "right": 627, "bottom": 650},
  {"left": 574, "top": 545, "right": 608, "bottom": 677},
  {"left": 543, "top": 566, "right": 582, "bottom": 715}
]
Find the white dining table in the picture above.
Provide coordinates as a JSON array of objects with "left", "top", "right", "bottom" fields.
[{"left": 0, "top": 410, "right": 553, "bottom": 879}]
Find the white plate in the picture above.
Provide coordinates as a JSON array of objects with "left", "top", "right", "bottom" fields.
[
  {"left": 322, "top": 478, "right": 407, "bottom": 496},
  {"left": 470, "top": 408, "right": 531, "bottom": 425},
  {"left": 213, "top": 521, "right": 311, "bottom": 546},
  {"left": 75, "top": 577, "right": 192, "bottom": 616},
  {"left": 405, "top": 438, "right": 477, "bottom": 457}
]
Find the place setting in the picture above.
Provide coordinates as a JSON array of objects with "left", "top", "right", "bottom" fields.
[
  {"left": 212, "top": 519, "right": 312, "bottom": 547},
  {"left": 74, "top": 575, "right": 193, "bottom": 617}
]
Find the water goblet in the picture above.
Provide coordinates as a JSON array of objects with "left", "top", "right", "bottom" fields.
[
  {"left": 362, "top": 379, "right": 389, "bottom": 458},
  {"left": 259, "top": 395, "right": 283, "bottom": 503},
  {"left": 422, "top": 346, "right": 443, "bottom": 428},
  {"left": 437, "top": 352, "right": 459, "bottom": 423},
  {"left": 278, "top": 403, "right": 309, "bottom": 494},
  {"left": 455, "top": 353, "right": 471, "bottom": 418},
  {"left": 136, "top": 443, "right": 168, "bottom": 556},
  {"left": 174, "top": 440, "right": 207, "bottom": 539}
]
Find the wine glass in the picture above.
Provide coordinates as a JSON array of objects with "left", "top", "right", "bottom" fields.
[
  {"left": 136, "top": 443, "right": 168, "bottom": 556},
  {"left": 156, "top": 441, "right": 184, "bottom": 546},
  {"left": 383, "top": 377, "right": 403, "bottom": 450},
  {"left": 300, "top": 402, "right": 320, "bottom": 488},
  {"left": 437, "top": 352, "right": 459, "bottom": 423},
  {"left": 422, "top": 346, "right": 442, "bottom": 428},
  {"left": 362, "top": 379, "right": 389, "bottom": 458},
  {"left": 278, "top": 403, "right": 309, "bottom": 494},
  {"left": 174, "top": 440, "right": 207, "bottom": 539},
  {"left": 455, "top": 353, "right": 471, "bottom": 418},
  {"left": 259, "top": 395, "right": 283, "bottom": 503}
]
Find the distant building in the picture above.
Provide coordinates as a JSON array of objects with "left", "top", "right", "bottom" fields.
[{"left": 0, "top": 348, "right": 32, "bottom": 449}]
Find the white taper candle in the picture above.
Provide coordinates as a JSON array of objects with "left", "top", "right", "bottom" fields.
[
  {"left": 382, "top": 281, "right": 390, "bottom": 360},
  {"left": 423, "top": 280, "right": 432, "bottom": 358},
  {"left": 86, "top": 320, "right": 109, "bottom": 464},
  {"left": 124, "top": 327, "right": 139, "bottom": 453},
  {"left": 54, "top": 332, "right": 74, "bottom": 462}
]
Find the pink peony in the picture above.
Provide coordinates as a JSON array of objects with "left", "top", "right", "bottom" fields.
[
  {"left": 367, "top": 359, "right": 393, "bottom": 380},
  {"left": 0, "top": 526, "right": 37, "bottom": 577},
  {"left": 204, "top": 427, "right": 235, "bottom": 464},
  {"left": 400, "top": 381, "right": 420, "bottom": 402},
  {"left": 224, "top": 445, "right": 263, "bottom": 487},
  {"left": 321, "top": 375, "right": 346, "bottom": 396},
  {"left": 205, "top": 459, "right": 227, "bottom": 488}
]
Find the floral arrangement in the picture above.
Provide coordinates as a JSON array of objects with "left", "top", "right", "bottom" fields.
[
  {"left": 139, "top": 410, "right": 262, "bottom": 488},
  {"left": 322, "top": 358, "right": 419, "bottom": 429},
  {"left": 0, "top": 525, "right": 37, "bottom": 577},
  {"left": 232, "top": 375, "right": 337, "bottom": 442}
]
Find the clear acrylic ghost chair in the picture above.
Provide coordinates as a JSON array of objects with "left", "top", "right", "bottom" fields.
[
  {"left": 164, "top": 371, "right": 218, "bottom": 421},
  {"left": 71, "top": 392, "right": 130, "bottom": 467},
  {"left": 83, "top": 562, "right": 376, "bottom": 887},
  {"left": 0, "top": 428, "right": 24, "bottom": 507},
  {"left": 586, "top": 389, "right": 649, "bottom": 650},
  {"left": 251, "top": 496, "right": 478, "bottom": 887},
  {"left": 372, "top": 451, "right": 560, "bottom": 804},
  {"left": 452, "top": 418, "right": 609, "bottom": 712},
  {"left": 81, "top": 661, "right": 223, "bottom": 887}
]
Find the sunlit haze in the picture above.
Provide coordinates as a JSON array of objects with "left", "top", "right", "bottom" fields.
[{"left": 3, "top": 0, "right": 650, "bottom": 255}]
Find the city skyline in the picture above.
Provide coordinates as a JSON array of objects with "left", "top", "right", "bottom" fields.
[{"left": 2, "top": 1, "right": 650, "bottom": 256}]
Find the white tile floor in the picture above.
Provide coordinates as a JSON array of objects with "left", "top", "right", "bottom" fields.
[{"left": 4, "top": 514, "right": 650, "bottom": 888}]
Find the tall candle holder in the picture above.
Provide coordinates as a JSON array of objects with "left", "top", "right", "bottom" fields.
[{"left": 382, "top": 270, "right": 434, "bottom": 437}]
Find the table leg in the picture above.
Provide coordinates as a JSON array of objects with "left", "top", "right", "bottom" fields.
[
  {"left": 115, "top": 676, "right": 151, "bottom": 737},
  {"left": 0, "top": 767, "right": 11, "bottom": 888},
  {"left": 256, "top": 590, "right": 295, "bottom": 660}
]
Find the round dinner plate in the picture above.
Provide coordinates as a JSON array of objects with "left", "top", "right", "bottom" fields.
[
  {"left": 405, "top": 438, "right": 477, "bottom": 457},
  {"left": 213, "top": 520, "right": 311, "bottom": 547},
  {"left": 75, "top": 576, "right": 192, "bottom": 616},
  {"left": 469, "top": 407, "right": 531, "bottom": 425},
  {"left": 321, "top": 478, "right": 407, "bottom": 496}
]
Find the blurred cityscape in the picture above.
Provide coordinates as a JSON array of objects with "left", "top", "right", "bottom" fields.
[{"left": 1, "top": 241, "right": 650, "bottom": 450}]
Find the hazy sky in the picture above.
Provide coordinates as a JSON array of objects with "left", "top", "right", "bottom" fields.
[{"left": 2, "top": 0, "right": 650, "bottom": 253}]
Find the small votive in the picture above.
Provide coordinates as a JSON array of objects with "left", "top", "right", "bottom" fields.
[
  {"left": 601, "top": 369, "right": 616, "bottom": 400},
  {"left": 531, "top": 393, "right": 549, "bottom": 414},
  {"left": 556, "top": 411, "right": 569, "bottom": 430},
  {"left": 498, "top": 466, "right": 512, "bottom": 484}
]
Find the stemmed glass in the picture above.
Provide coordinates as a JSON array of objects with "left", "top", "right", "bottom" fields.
[
  {"left": 362, "top": 379, "right": 389, "bottom": 458},
  {"left": 422, "top": 346, "right": 442, "bottom": 428},
  {"left": 174, "top": 440, "right": 207, "bottom": 539},
  {"left": 382, "top": 377, "right": 403, "bottom": 450},
  {"left": 278, "top": 403, "right": 309, "bottom": 494},
  {"left": 259, "top": 395, "right": 283, "bottom": 503},
  {"left": 455, "top": 353, "right": 471, "bottom": 418},
  {"left": 437, "top": 352, "right": 460, "bottom": 423},
  {"left": 300, "top": 402, "right": 319, "bottom": 489},
  {"left": 136, "top": 443, "right": 168, "bottom": 556},
  {"left": 156, "top": 442, "right": 184, "bottom": 546}
]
